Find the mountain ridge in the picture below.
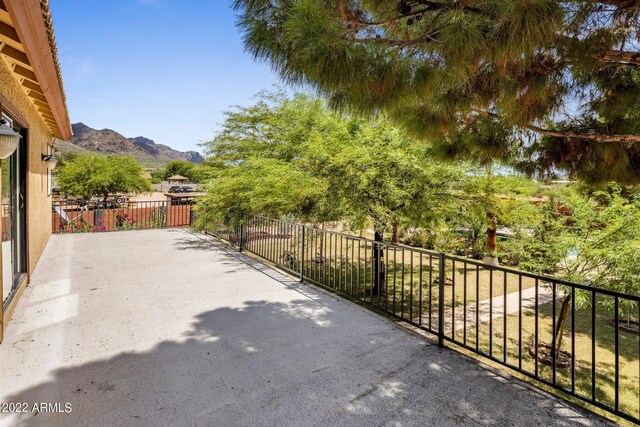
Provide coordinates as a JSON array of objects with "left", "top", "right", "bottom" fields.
[{"left": 58, "top": 123, "right": 203, "bottom": 166}]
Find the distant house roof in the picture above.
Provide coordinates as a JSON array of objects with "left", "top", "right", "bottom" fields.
[{"left": 167, "top": 175, "right": 188, "bottom": 181}]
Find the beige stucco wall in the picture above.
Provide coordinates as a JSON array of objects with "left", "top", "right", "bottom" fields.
[{"left": 0, "top": 59, "right": 54, "bottom": 276}]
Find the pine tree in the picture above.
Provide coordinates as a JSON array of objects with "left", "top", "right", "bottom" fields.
[{"left": 234, "top": 0, "right": 640, "bottom": 182}]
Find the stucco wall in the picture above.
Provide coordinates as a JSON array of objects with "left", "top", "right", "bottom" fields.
[{"left": 0, "top": 59, "right": 54, "bottom": 276}]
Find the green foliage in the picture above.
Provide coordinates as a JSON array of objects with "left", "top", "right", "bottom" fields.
[
  {"left": 189, "top": 163, "right": 218, "bottom": 184},
  {"left": 447, "top": 169, "right": 545, "bottom": 258},
  {"left": 147, "top": 207, "right": 166, "bottom": 228},
  {"left": 500, "top": 186, "right": 640, "bottom": 310},
  {"left": 56, "top": 154, "right": 152, "bottom": 200},
  {"left": 160, "top": 160, "right": 213, "bottom": 184},
  {"left": 150, "top": 169, "right": 165, "bottom": 184},
  {"left": 326, "top": 117, "right": 467, "bottom": 234},
  {"left": 197, "top": 92, "right": 347, "bottom": 224},
  {"left": 62, "top": 215, "right": 95, "bottom": 233},
  {"left": 234, "top": 0, "right": 640, "bottom": 183},
  {"left": 196, "top": 91, "right": 467, "bottom": 237},
  {"left": 114, "top": 209, "right": 136, "bottom": 230},
  {"left": 197, "top": 157, "right": 328, "bottom": 223},
  {"left": 198, "top": 91, "right": 639, "bottom": 310},
  {"left": 164, "top": 160, "right": 195, "bottom": 181}
]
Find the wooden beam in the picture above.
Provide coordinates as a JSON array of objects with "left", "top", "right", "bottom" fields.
[
  {"left": 0, "top": 21, "right": 20, "bottom": 44},
  {"left": 33, "top": 98, "right": 48, "bottom": 109},
  {"left": 0, "top": 0, "right": 5, "bottom": 11},
  {"left": 22, "top": 78, "right": 42, "bottom": 94},
  {"left": 38, "top": 111, "right": 55, "bottom": 121},
  {"left": 5, "top": 0, "right": 71, "bottom": 140},
  {"left": 1, "top": 43, "right": 28, "bottom": 64},
  {"left": 37, "top": 108, "right": 54, "bottom": 120},
  {"left": 36, "top": 102, "right": 52, "bottom": 112},
  {"left": 28, "top": 89, "right": 46, "bottom": 103},
  {"left": 13, "top": 63, "right": 36, "bottom": 81}
]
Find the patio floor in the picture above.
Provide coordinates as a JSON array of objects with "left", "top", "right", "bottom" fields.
[{"left": 0, "top": 229, "right": 611, "bottom": 426}]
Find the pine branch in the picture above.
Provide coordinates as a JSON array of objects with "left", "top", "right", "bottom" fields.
[
  {"left": 525, "top": 123, "right": 640, "bottom": 144},
  {"left": 473, "top": 109, "right": 640, "bottom": 143},
  {"left": 341, "top": 1, "right": 481, "bottom": 29},
  {"left": 597, "top": 49, "right": 640, "bottom": 67},
  {"left": 583, "top": 0, "right": 640, "bottom": 8},
  {"left": 352, "top": 33, "right": 439, "bottom": 47}
]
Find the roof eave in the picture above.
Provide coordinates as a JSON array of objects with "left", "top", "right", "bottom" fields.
[{"left": 4, "top": 0, "right": 71, "bottom": 140}]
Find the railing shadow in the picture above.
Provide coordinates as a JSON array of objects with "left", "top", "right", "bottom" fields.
[{"left": 3, "top": 298, "right": 604, "bottom": 426}]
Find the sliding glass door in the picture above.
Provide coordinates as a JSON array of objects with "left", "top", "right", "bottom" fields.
[{"left": 2, "top": 116, "right": 27, "bottom": 311}]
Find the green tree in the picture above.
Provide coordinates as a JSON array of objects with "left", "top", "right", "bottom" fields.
[
  {"left": 234, "top": 0, "right": 640, "bottom": 183},
  {"left": 199, "top": 92, "right": 467, "bottom": 228},
  {"left": 327, "top": 118, "right": 465, "bottom": 241},
  {"left": 150, "top": 168, "right": 166, "bottom": 184},
  {"left": 503, "top": 186, "right": 640, "bottom": 357},
  {"left": 508, "top": 187, "right": 640, "bottom": 290},
  {"left": 56, "top": 154, "right": 152, "bottom": 201},
  {"left": 197, "top": 92, "right": 349, "bottom": 223},
  {"left": 462, "top": 170, "right": 542, "bottom": 264},
  {"left": 164, "top": 160, "right": 196, "bottom": 182},
  {"left": 196, "top": 158, "right": 328, "bottom": 222},
  {"left": 189, "top": 164, "right": 217, "bottom": 184},
  {"left": 198, "top": 92, "right": 468, "bottom": 294}
]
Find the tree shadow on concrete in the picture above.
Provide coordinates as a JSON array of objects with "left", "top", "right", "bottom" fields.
[
  {"left": 174, "top": 233, "right": 309, "bottom": 291},
  {"left": 3, "top": 231, "right": 611, "bottom": 426},
  {"left": 3, "top": 297, "right": 609, "bottom": 427}
]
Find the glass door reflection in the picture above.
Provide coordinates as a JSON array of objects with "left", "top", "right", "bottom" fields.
[
  {"left": 2, "top": 121, "right": 26, "bottom": 310},
  {"left": 1, "top": 154, "right": 12, "bottom": 305}
]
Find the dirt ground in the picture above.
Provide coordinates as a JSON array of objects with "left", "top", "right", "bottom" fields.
[{"left": 129, "top": 191, "right": 168, "bottom": 202}]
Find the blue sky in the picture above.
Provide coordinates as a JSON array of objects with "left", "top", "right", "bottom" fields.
[{"left": 49, "top": 0, "right": 284, "bottom": 153}]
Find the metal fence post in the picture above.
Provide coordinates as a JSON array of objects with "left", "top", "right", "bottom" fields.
[
  {"left": 163, "top": 201, "right": 168, "bottom": 228},
  {"left": 299, "top": 225, "right": 305, "bottom": 282},
  {"left": 59, "top": 203, "right": 63, "bottom": 233},
  {"left": 238, "top": 213, "right": 244, "bottom": 252},
  {"left": 438, "top": 252, "right": 446, "bottom": 348}
]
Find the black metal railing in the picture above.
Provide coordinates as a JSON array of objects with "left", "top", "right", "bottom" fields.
[
  {"left": 201, "top": 212, "right": 640, "bottom": 424},
  {"left": 52, "top": 200, "right": 193, "bottom": 233}
]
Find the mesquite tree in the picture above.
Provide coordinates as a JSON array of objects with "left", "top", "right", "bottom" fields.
[
  {"left": 198, "top": 92, "right": 467, "bottom": 294},
  {"left": 56, "top": 154, "right": 152, "bottom": 201},
  {"left": 234, "top": 0, "right": 640, "bottom": 183}
]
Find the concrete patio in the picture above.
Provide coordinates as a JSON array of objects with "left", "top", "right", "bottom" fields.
[{"left": 0, "top": 229, "right": 610, "bottom": 426}]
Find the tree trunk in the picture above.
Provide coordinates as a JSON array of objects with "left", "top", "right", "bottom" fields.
[
  {"left": 372, "top": 225, "right": 385, "bottom": 297},
  {"left": 392, "top": 222, "right": 399, "bottom": 244},
  {"left": 318, "top": 222, "right": 324, "bottom": 261},
  {"left": 483, "top": 213, "right": 499, "bottom": 266},
  {"left": 485, "top": 213, "right": 497, "bottom": 253},
  {"left": 554, "top": 293, "right": 572, "bottom": 356}
]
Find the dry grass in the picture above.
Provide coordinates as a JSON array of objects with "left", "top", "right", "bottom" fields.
[
  {"left": 242, "top": 231, "right": 640, "bottom": 422},
  {"left": 452, "top": 301, "right": 640, "bottom": 421}
]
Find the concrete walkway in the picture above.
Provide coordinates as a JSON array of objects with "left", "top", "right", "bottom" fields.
[
  {"left": 0, "top": 229, "right": 609, "bottom": 426},
  {"left": 442, "top": 285, "right": 555, "bottom": 334}
]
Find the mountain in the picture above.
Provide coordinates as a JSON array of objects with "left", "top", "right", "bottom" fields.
[
  {"left": 59, "top": 123, "right": 203, "bottom": 167},
  {"left": 129, "top": 136, "right": 203, "bottom": 163}
]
